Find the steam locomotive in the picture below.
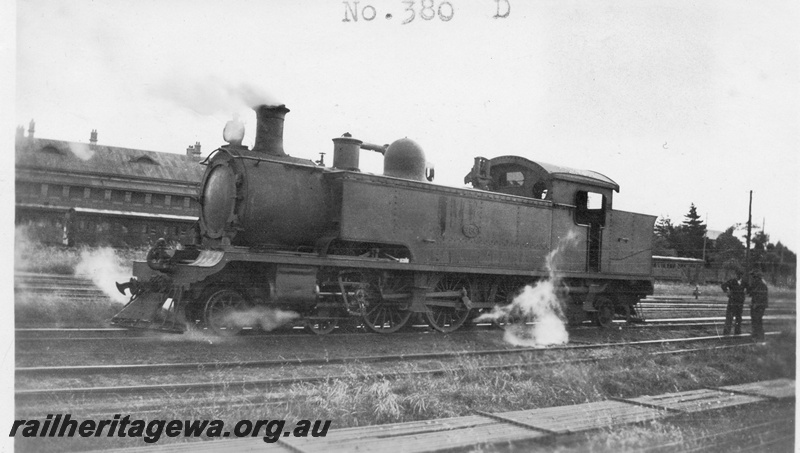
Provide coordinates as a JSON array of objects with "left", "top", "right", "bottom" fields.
[{"left": 112, "top": 104, "right": 656, "bottom": 334}]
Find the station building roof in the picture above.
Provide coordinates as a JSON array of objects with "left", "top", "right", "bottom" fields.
[{"left": 15, "top": 136, "right": 204, "bottom": 184}]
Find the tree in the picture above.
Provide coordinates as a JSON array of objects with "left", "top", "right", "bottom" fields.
[
  {"left": 767, "top": 242, "right": 797, "bottom": 287},
  {"left": 708, "top": 226, "right": 745, "bottom": 272},
  {"left": 678, "top": 204, "right": 707, "bottom": 259},
  {"left": 653, "top": 216, "right": 676, "bottom": 256}
]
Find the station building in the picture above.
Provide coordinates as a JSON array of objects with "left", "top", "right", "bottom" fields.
[{"left": 15, "top": 121, "right": 205, "bottom": 247}]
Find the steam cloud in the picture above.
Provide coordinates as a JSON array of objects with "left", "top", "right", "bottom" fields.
[
  {"left": 477, "top": 231, "right": 579, "bottom": 347},
  {"left": 15, "top": 225, "right": 132, "bottom": 305},
  {"left": 75, "top": 248, "right": 133, "bottom": 304},
  {"left": 219, "top": 306, "right": 300, "bottom": 331},
  {"left": 68, "top": 142, "right": 96, "bottom": 161}
]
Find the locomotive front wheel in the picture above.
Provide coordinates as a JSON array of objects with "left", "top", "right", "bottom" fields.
[
  {"left": 425, "top": 275, "right": 471, "bottom": 333},
  {"left": 304, "top": 306, "right": 339, "bottom": 335},
  {"left": 305, "top": 317, "right": 338, "bottom": 335},
  {"left": 203, "top": 289, "right": 250, "bottom": 336},
  {"left": 594, "top": 296, "right": 615, "bottom": 328}
]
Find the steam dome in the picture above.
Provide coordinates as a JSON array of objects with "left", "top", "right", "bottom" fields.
[{"left": 383, "top": 138, "right": 426, "bottom": 181}]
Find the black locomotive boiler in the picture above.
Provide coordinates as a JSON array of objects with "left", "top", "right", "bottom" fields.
[{"left": 112, "top": 104, "right": 656, "bottom": 334}]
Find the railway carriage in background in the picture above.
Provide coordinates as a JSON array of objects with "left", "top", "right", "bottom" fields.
[
  {"left": 112, "top": 104, "right": 656, "bottom": 334},
  {"left": 651, "top": 256, "right": 706, "bottom": 283}
]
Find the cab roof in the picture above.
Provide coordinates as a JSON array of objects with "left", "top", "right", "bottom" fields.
[{"left": 489, "top": 155, "right": 619, "bottom": 192}]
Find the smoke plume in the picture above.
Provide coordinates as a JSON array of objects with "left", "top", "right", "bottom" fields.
[
  {"left": 477, "top": 231, "right": 579, "bottom": 347},
  {"left": 150, "top": 75, "right": 281, "bottom": 115}
]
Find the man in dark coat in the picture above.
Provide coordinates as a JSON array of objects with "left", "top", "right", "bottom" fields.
[
  {"left": 720, "top": 270, "right": 746, "bottom": 335},
  {"left": 747, "top": 271, "right": 768, "bottom": 341}
]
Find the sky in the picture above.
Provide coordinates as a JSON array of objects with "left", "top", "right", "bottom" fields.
[{"left": 7, "top": 0, "right": 800, "bottom": 251}]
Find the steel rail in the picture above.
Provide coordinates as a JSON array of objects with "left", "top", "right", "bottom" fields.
[
  {"left": 13, "top": 315, "right": 794, "bottom": 344},
  {"left": 15, "top": 332, "right": 778, "bottom": 400},
  {"left": 15, "top": 330, "right": 773, "bottom": 377},
  {"left": 15, "top": 340, "right": 772, "bottom": 425}
]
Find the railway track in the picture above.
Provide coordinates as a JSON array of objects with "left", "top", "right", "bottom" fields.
[
  {"left": 16, "top": 330, "right": 771, "bottom": 378},
  {"left": 13, "top": 313, "right": 793, "bottom": 344},
  {"left": 14, "top": 272, "right": 111, "bottom": 301},
  {"left": 15, "top": 273, "right": 794, "bottom": 305},
  {"left": 14, "top": 339, "right": 773, "bottom": 422},
  {"left": 15, "top": 332, "right": 777, "bottom": 401},
  {"left": 14, "top": 274, "right": 794, "bottom": 451},
  {"left": 14, "top": 273, "right": 795, "bottom": 331}
]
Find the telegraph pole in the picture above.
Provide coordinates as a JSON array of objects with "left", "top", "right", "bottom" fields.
[
  {"left": 745, "top": 191, "right": 753, "bottom": 281},
  {"left": 702, "top": 212, "right": 708, "bottom": 262}
]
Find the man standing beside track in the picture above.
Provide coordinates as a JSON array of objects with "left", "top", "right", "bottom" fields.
[
  {"left": 720, "top": 270, "right": 746, "bottom": 335},
  {"left": 747, "top": 271, "right": 768, "bottom": 341}
]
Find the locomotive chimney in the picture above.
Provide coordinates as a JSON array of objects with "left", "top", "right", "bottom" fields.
[{"left": 252, "top": 104, "right": 289, "bottom": 156}]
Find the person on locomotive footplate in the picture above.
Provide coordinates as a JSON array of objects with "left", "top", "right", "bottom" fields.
[
  {"left": 720, "top": 269, "right": 746, "bottom": 335},
  {"left": 747, "top": 271, "right": 768, "bottom": 341}
]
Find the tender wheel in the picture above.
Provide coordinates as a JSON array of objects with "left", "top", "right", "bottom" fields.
[
  {"left": 594, "top": 296, "right": 615, "bottom": 328},
  {"left": 363, "top": 275, "right": 412, "bottom": 334},
  {"left": 425, "top": 275, "right": 471, "bottom": 333},
  {"left": 203, "top": 288, "right": 250, "bottom": 336}
]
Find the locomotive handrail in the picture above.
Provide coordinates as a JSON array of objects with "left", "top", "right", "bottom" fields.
[
  {"left": 201, "top": 146, "right": 324, "bottom": 172},
  {"left": 198, "top": 148, "right": 224, "bottom": 165},
  {"left": 235, "top": 154, "right": 323, "bottom": 170}
]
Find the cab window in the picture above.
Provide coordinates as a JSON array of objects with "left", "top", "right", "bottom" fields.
[{"left": 499, "top": 171, "right": 525, "bottom": 187}]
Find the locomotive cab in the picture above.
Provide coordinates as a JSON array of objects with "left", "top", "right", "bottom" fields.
[{"left": 465, "top": 155, "right": 618, "bottom": 206}]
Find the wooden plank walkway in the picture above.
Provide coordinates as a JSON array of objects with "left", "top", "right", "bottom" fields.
[
  {"left": 493, "top": 400, "right": 667, "bottom": 435},
  {"left": 624, "top": 388, "right": 766, "bottom": 413},
  {"left": 716, "top": 377, "right": 795, "bottom": 399},
  {"left": 282, "top": 418, "right": 545, "bottom": 453},
  {"left": 100, "top": 378, "right": 793, "bottom": 453}
]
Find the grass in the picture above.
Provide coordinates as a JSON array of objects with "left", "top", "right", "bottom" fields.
[
  {"left": 15, "top": 329, "right": 796, "bottom": 452},
  {"left": 14, "top": 293, "right": 123, "bottom": 328},
  {"left": 15, "top": 240, "right": 147, "bottom": 326}
]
